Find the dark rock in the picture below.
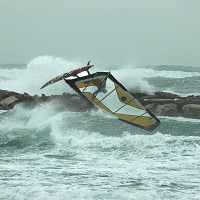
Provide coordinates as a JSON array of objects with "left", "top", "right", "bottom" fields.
[
  {"left": 41, "top": 93, "right": 48, "bottom": 101},
  {"left": 155, "top": 92, "right": 180, "bottom": 99},
  {"left": 0, "top": 104, "right": 10, "bottom": 110},
  {"left": 143, "top": 98, "right": 174, "bottom": 105},
  {"left": 146, "top": 103, "right": 159, "bottom": 114},
  {"left": 34, "top": 94, "right": 40, "bottom": 98},
  {"left": 33, "top": 94, "right": 42, "bottom": 104},
  {"left": 23, "top": 92, "right": 30, "bottom": 97},
  {"left": 68, "top": 95, "right": 92, "bottom": 111},
  {"left": 186, "top": 98, "right": 200, "bottom": 104},
  {"left": 155, "top": 103, "right": 178, "bottom": 116},
  {"left": 182, "top": 104, "right": 200, "bottom": 119},
  {"left": 0, "top": 89, "right": 21, "bottom": 99},
  {"left": 142, "top": 95, "right": 160, "bottom": 99},
  {"left": 0, "top": 96, "right": 19, "bottom": 109},
  {"left": 131, "top": 92, "right": 147, "bottom": 99},
  {"left": 62, "top": 92, "right": 72, "bottom": 98}
]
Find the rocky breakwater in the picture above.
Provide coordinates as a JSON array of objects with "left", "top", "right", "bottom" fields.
[
  {"left": 0, "top": 89, "right": 93, "bottom": 112},
  {"left": 134, "top": 92, "right": 200, "bottom": 119},
  {"left": 1, "top": 89, "right": 200, "bottom": 119}
]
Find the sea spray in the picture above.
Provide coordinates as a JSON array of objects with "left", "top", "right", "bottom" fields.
[
  {"left": 0, "top": 56, "right": 156, "bottom": 95},
  {"left": 0, "top": 56, "right": 80, "bottom": 95}
]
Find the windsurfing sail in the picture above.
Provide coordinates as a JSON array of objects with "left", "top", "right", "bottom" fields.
[
  {"left": 41, "top": 61, "right": 94, "bottom": 89},
  {"left": 65, "top": 72, "right": 160, "bottom": 131}
]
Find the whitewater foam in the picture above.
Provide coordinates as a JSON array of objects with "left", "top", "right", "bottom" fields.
[
  {"left": 131, "top": 67, "right": 200, "bottom": 79},
  {"left": 0, "top": 56, "right": 81, "bottom": 95},
  {"left": 160, "top": 116, "right": 200, "bottom": 123},
  {"left": 0, "top": 56, "right": 158, "bottom": 95}
]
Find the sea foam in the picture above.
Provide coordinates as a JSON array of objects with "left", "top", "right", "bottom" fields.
[{"left": 0, "top": 55, "right": 156, "bottom": 95}]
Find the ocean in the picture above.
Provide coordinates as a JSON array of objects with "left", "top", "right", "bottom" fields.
[{"left": 0, "top": 56, "right": 200, "bottom": 200}]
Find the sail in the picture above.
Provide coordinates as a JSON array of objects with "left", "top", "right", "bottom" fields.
[
  {"left": 65, "top": 72, "right": 160, "bottom": 131},
  {"left": 41, "top": 63, "right": 94, "bottom": 89},
  {"left": 40, "top": 71, "right": 71, "bottom": 89}
]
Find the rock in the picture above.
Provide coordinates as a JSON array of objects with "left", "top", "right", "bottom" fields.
[
  {"left": 0, "top": 94, "right": 2, "bottom": 101},
  {"left": 23, "top": 92, "right": 30, "bottom": 96},
  {"left": 41, "top": 93, "right": 48, "bottom": 101},
  {"left": 155, "top": 92, "right": 180, "bottom": 99},
  {"left": 146, "top": 103, "right": 158, "bottom": 114},
  {"left": 182, "top": 104, "right": 200, "bottom": 119},
  {"left": 68, "top": 95, "right": 92, "bottom": 111},
  {"left": 0, "top": 89, "right": 21, "bottom": 99},
  {"left": 0, "top": 96, "right": 19, "bottom": 109},
  {"left": 0, "top": 104, "right": 10, "bottom": 110},
  {"left": 155, "top": 103, "right": 178, "bottom": 116},
  {"left": 62, "top": 92, "right": 71, "bottom": 97},
  {"left": 142, "top": 95, "right": 160, "bottom": 99},
  {"left": 70, "top": 95, "right": 84, "bottom": 107},
  {"left": 131, "top": 92, "right": 148, "bottom": 99}
]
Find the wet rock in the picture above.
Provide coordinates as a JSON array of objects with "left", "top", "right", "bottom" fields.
[
  {"left": 41, "top": 93, "right": 48, "bottom": 101},
  {"left": 155, "top": 103, "right": 178, "bottom": 116},
  {"left": 182, "top": 104, "right": 200, "bottom": 119},
  {"left": 155, "top": 92, "right": 180, "bottom": 99},
  {"left": 0, "top": 96, "right": 19, "bottom": 109},
  {"left": 0, "top": 104, "right": 10, "bottom": 110},
  {"left": 69, "top": 95, "right": 92, "bottom": 111},
  {"left": 71, "top": 95, "right": 81, "bottom": 101},
  {"left": 142, "top": 95, "right": 160, "bottom": 99},
  {"left": 62, "top": 92, "right": 72, "bottom": 98},
  {"left": 146, "top": 103, "right": 159, "bottom": 114},
  {"left": 23, "top": 92, "right": 30, "bottom": 97},
  {"left": 131, "top": 92, "right": 148, "bottom": 99},
  {"left": 0, "top": 89, "right": 21, "bottom": 99},
  {"left": 1, "top": 89, "right": 200, "bottom": 119}
]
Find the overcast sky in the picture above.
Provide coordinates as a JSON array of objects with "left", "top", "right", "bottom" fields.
[{"left": 0, "top": 0, "right": 200, "bottom": 67}]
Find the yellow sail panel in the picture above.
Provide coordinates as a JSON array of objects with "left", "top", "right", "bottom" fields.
[
  {"left": 115, "top": 113, "right": 157, "bottom": 127},
  {"left": 83, "top": 92, "right": 113, "bottom": 115},
  {"left": 76, "top": 78, "right": 105, "bottom": 88},
  {"left": 115, "top": 84, "right": 143, "bottom": 109}
]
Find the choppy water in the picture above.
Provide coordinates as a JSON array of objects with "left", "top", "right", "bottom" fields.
[{"left": 0, "top": 56, "right": 200, "bottom": 199}]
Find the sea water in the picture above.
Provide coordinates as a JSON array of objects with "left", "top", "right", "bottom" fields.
[{"left": 0, "top": 56, "right": 200, "bottom": 200}]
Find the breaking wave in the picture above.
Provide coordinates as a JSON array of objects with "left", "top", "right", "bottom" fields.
[{"left": 0, "top": 56, "right": 156, "bottom": 95}]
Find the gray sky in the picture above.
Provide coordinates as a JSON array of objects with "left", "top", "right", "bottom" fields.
[{"left": 0, "top": 0, "right": 200, "bottom": 67}]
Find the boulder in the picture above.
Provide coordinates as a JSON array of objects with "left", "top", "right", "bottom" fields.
[
  {"left": 23, "top": 92, "right": 30, "bottom": 96},
  {"left": 0, "top": 96, "right": 19, "bottom": 109},
  {"left": 0, "top": 89, "right": 21, "bottom": 99},
  {"left": 0, "top": 104, "right": 10, "bottom": 110},
  {"left": 182, "top": 104, "right": 200, "bottom": 119},
  {"left": 68, "top": 95, "right": 92, "bottom": 111},
  {"left": 155, "top": 103, "right": 178, "bottom": 116},
  {"left": 62, "top": 92, "right": 72, "bottom": 98},
  {"left": 146, "top": 103, "right": 158, "bottom": 114}
]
